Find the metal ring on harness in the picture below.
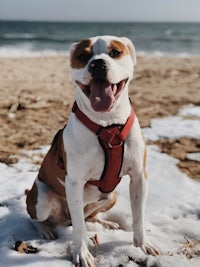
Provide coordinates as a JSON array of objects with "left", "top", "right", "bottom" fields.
[{"left": 108, "top": 141, "right": 123, "bottom": 149}]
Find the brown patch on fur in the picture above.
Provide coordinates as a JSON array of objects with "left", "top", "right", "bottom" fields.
[
  {"left": 26, "top": 182, "right": 38, "bottom": 219},
  {"left": 109, "top": 40, "right": 129, "bottom": 58},
  {"left": 38, "top": 128, "right": 67, "bottom": 197},
  {"left": 85, "top": 191, "right": 117, "bottom": 220},
  {"left": 141, "top": 131, "right": 148, "bottom": 179},
  {"left": 143, "top": 147, "right": 148, "bottom": 179},
  {"left": 26, "top": 128, "right": 68, "bottom": 223},
  {"left": 71, "top": 39, "right": 93, "bottom": 69}
]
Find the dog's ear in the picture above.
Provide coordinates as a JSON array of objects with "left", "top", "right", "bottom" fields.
[
  {"left": 121, "top": 37, "right": 137, "bottom": 66},
  {"left": 69, "top": 42, "right": 78, "bottom": 63}
]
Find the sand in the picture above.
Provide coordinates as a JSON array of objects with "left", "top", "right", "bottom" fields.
[{"left": 0, "top": 55, "right": 200, "bottom": 179}]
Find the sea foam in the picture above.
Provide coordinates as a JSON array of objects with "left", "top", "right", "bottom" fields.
[{"left": 0, "top": 44, "right": 68, "bottom": 58}]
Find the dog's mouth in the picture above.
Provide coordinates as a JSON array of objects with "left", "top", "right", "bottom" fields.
[{"left": 76, "top": 78, "right": 128, "bottom": 112}]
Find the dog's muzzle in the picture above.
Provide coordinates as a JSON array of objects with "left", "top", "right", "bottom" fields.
[
  {"left": 88, "top": 59, "right": 108, "bottom": 80},
  {"left": 76, "top": 59, "right": 128, "bottom": 112}
]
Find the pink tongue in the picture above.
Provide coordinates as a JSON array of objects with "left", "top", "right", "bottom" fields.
[{"left": 90, "top": 80, "right": 114, "bottom": 112}]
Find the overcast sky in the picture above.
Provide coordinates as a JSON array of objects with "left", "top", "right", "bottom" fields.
[{"left": 0, "top": 0, "right": 199, "bottom": 22}]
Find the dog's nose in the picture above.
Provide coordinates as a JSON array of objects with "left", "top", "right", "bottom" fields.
[{"left": 88, "top": 59, "right": 107, "bottom": 79}]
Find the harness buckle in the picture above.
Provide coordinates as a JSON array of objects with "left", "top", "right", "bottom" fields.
[{"left": 108, "top": 141, "right": 123, "bottom": 149}]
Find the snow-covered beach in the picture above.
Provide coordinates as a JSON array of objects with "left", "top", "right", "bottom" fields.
[{"left": 0, "top": 105, "right": 200, "bottom": 267}]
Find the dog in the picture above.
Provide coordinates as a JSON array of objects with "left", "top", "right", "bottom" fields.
[{"left": 26, "top": 35, "right": 159, "bottom": 266}]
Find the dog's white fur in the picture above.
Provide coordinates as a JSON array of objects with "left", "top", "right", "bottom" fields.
[{"left": 26, "top": 36, "right": 159, "bottom": 267}]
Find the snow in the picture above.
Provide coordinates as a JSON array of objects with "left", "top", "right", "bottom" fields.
[
  {"left": 0, "top": 105, "right": 200, "bottom": 267},
  {"left": 179, "top": 105, "right": 200, "bottom": 117},
  {"left": 143, "top": 116, "right": 200, "bottom": 141},
  {"left": 186, "top": 153, "right": 200, "bottom": 162},
  {"left": 143, "top": 105, "right": 200, "bottom": 142}
]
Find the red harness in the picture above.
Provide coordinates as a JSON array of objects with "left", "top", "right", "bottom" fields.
[{"left": 72, "top": 102, "right": 135, "bottom": 193}]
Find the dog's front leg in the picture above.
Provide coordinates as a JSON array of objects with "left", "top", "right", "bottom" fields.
[
  {"left": 65, "top": 176, "right": 95, "bottom": 267},
  {"left": 129, "top": 171, "right": 160, "bottom": 256}
]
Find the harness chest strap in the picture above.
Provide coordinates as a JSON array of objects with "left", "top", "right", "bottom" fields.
[{"left": 72, "top": 102, "right": 135, "bottom": 193}]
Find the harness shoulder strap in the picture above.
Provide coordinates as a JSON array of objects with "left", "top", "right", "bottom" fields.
[
  {"left": 72, "top": 102, "right": 135, "bottom": 193},
  {"left": 72, "top": 102, "right": 102, "bottom": 134}
]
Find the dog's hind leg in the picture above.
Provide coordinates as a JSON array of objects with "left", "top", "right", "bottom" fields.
[
  {"left": 84, "top": 191, "right": 120, "bottom": 229},
  {"left": 26, "top": 177, "right": 58, "bottom": 240}
]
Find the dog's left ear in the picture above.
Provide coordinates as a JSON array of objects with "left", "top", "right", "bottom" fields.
[
  {"left": 121, "top": 37, "right": 137, "bottom": 66},
  {"left": 69, "top": 42, "right": 78, "bottom": 63}
]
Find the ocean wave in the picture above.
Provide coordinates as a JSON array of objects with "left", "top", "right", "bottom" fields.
[
  {"left": 135, "top": 50, "right": 197, "bottom": 58},
  {"left": 0, "top": 45, "right": 69, "bottom": 58},
  {"left": 155, "top": 35, "right": 200, "bottom": 43},
  {"left": 0, "top": 33, "right": 78, "bottom": 43},
  {"left": 165, "top": 29, "right": 174, "bottom": 36},
  {"left": 0, "top": 45, "right": 197, "bottom": 59},
  {"left": 1, "top": 21, "right": 200, "bottom": 58},
  {"left": 2, "top": 33, "right": 198, "bottom": 45}
]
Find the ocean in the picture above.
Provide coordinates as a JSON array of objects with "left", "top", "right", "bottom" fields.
[{"left": 0, "top": 20, "right": 200, "bottom": 57}]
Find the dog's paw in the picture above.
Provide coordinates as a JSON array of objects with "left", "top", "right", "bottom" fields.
[
  {"left": 41, "top": 228, "right": 57, "bottom": 240},
  {"left": 134, "top": 238, "right": 160, "bottom": 256},
  {"left": 90, "top": 234, "right": 99, "bottom": 246},
  {"left": 73, "top": 243, "right": 95, "bottom": 267},
  {"left": 90, "top": 217, "right": 120, "bottom": 230},
  {"left": 33, "top": 221, "right": 57, "bottom": 240},
  {"left": 140, "top": 242, "right": 160, "bottom": 256},
  {"left": 100, "top": 219, "right": 120, "bottom": 230}
]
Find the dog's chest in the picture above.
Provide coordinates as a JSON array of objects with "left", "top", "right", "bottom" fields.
[
  {"left": 63, "top": 113, "right": 141, "bottom": 184},
  {"left": 63, "top": 114, "right": 105, "bottom": 180}
]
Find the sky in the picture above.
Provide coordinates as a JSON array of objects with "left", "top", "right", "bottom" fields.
[{"left": 0, "top": 0, "right": 200, "bottom": 22}]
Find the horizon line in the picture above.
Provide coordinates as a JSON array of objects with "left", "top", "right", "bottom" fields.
[{"left": 0, "top": 19, "right": 200, "bottom": 24}]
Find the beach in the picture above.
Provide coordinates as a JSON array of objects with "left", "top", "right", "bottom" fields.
[
  {"left": 0, "top": 55, "right": 200, "bottom": 179},
  {"left": 1, "top": 15, "right": 200, "bottom": 267}
]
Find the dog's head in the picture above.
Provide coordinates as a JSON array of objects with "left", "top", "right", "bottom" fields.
[{"left": 69, "top": 36, "right": 136, "bottom": 112}]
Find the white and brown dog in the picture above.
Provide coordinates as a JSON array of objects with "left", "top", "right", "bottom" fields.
[{"left": 26, "top": 36, "right": 159, "bottom": 266}]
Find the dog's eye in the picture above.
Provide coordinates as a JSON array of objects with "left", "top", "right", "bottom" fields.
[
  {"left": 76, "top": 53, "right": 90, "bottom": 63},
  {"left": 109, "top": 49, "right": 122, "bottom": 58}
]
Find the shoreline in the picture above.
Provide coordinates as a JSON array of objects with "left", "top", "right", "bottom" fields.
[
  {"left": 0, "top": 55, "right": 200, "bottom": 179},
  {"left": 1, "top": 48, "right": 200, "bottom": 58}
]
